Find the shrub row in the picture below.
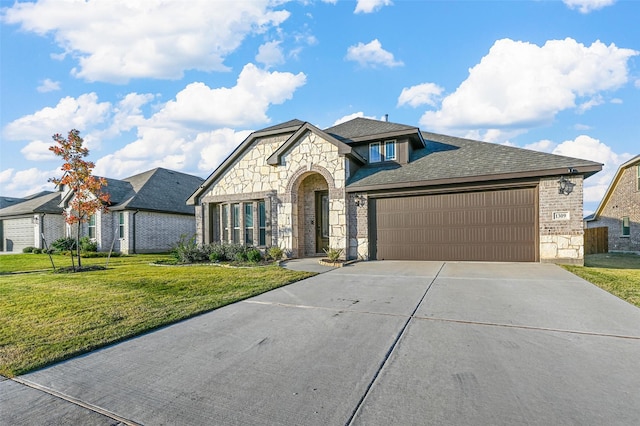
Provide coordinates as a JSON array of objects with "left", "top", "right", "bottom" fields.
[{"left": 170, "top": 235, "right": 284, "bottom": 264}]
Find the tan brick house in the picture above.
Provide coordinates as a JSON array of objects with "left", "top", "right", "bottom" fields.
[
  {"left": 585, "top": 155, "right": 640, "bottom": 253},
  {"left": 189, "top": 118, "right": 602, "bottom": 264}
]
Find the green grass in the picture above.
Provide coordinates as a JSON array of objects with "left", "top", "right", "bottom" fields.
[
  {"left": 0, "top": 252, "right": 159, "bottom": 274},
  {"left": 563, "top": 253, "right": 640, "bottom": 308},
  {"left": 0, "top": 254, "right": 314, "bottom": 376}
]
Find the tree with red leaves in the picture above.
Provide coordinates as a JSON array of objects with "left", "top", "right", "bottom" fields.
[{"left": 49, "top": 129, "right": 110, "bottom": 270}]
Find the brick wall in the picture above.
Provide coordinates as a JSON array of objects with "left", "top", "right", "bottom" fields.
[
  {"left": 586, "top": 163, "right": 640, "bottom": 253},
  {"left": 348, "top": 193, "right": 369, "bottom": 259},
  {"left": 539, "top": 175, "right": 585, "bottom": 264}
]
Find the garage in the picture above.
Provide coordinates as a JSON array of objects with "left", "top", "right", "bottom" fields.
[{"left": 370, "top": 187, "right": 537, "bottom": 262}]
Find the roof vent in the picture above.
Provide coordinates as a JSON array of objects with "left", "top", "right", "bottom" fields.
[{"left": 384, "top": 114, "right": 389, "bottom": 122}]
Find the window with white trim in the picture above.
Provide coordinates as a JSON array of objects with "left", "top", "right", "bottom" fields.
[
  {"left": 118, "top": 212, "right": 125, "bottom": 239},
  {"left": 385, "top": 140, "right": 396, "bottom": 160},
  {"left": 88, "top": 215, "right": 96, "bottom": 239},
  {"left": 258, "top": 201, "right": 266, "bottom": 246},
  {"left": 219, "top": 201, "right": 268, "bottom": 246},
  {"left": 369, "top": 142, "right": 381, "bottom": 163},
  {"left": 369, "top": 140, "right": 396, "bottom": 163}
]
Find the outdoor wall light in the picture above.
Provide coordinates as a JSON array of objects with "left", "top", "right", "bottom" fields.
[
  {"left": 558, "top": 176, "right": 575, "bottom": 195},
  {"left": 354, "top": 194, "right": 366, "bottom": 207}
]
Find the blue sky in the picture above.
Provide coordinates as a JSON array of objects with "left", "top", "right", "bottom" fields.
[{"left": 1, "top": 0, "right": 638, "bottom": 214}]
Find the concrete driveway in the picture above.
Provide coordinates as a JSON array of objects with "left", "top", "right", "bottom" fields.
[{"left": 2, "top": 261, "right": 639, "bottom": 425}]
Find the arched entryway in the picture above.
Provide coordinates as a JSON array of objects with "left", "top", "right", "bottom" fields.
[{"left": 287, "top": 166, "right": 336, "bottom": 258}]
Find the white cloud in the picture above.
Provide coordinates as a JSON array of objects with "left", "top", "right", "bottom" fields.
[
  {"left": 523, "top": 139, "right": 556, "bottom": 152},
  {"left": 0, "top": 167, "right": 58, "bottom": 197},
  {"left": 332, "top": 112, "right": 377, "bottom": 126},
  {"left": 154, "top": 64, "right": 306, "bottom": 128},
  {"left": 346, "top": 39, "right": 403, "bottom": 68},
  {"left": 635, "top": 79, "right": 640, "bottom": 88},
  {"left": 576, "top": 95, "right": 604, "bottom": 113},
  {"left": 574, "top": 123, "right": 592, "bottom": 130},
  {"left": 2, "top": 0, "right": 290, "bottom": 83},
  {"left": 256, "top": 41, "right": 285, "bottom": 68},
  {"left": 36, "top": 78, "right": 60, "bottom": 93},
  {"left": 3, "top": 93, "right": 111, "bottom": 142},
  {"left": 563, "top": 0, "right": 615, "bottom": 14},
  {"left": 552, "top": 135, "right": 633, "bottom": 203},
  {"left": 354, "top": 0, "right": 393, "bottom": 14},
  {"left": 420, "top": 38, "right": 638, "bottom": 134},
  {"left": 610, "top": 98, "right": 623, "bottom": 104},
  {"left": 397, "top": 83, "right": 444, "bottom": 108},
  {"left": 20, "top": 140, "right": 56, "bottom": 161}
]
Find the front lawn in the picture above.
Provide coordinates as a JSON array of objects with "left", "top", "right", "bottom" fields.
[
  {"left": 562, "top": 253, "right": 640, "bottom": 308},
  {"left": 0, "top": 255, "right": 314, "bottom": 376}
]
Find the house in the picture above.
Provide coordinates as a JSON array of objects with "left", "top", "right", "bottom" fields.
[
  {"left": 188, "top": 117, "right": 602, "bottom": 265},
  {"left": 0, "top": 191, "right": 65, "bottom": 252},
  {"left": 585, "top": 155, "right": 640, "bottom": 253},
  {"left": 61, "top": 167, "right": 204, "bottom": 254}
]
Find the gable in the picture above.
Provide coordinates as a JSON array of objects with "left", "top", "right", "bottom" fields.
[
  {"left": 189, "top": 122, "right": 363, "bottom": 204},
  {"left": 589, "top": 155, "right": 640, "bottom": 220}
]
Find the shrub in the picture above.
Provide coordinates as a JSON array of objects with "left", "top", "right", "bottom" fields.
[
  {"left": 323, "top": 247, "right": 343, "bottom": 262},
  {"left": 52, "top": 237, "right": 77, "bottom": 252},
  {"left": 171, "top": 234, "right": 207, "bottom": 263},
  {"left": 81, "top": 251, "right": 120, "bottom": 258},
  {"left": 22, "top": 246, "right": 36, "bottom": 253},
  {"left": 79, "top": 236, "right": 97, "bottom": 252},
  {"left": 234, "top": 251, "right": 249, "bottom": 262},
  {"left": 32, "top": 248, "right": 43, "bottom": 254},
  {"left": 267, "top": 246, "right": 284, "bottom": 261},
  {"left": 246, "top": 248, "right": 262, "bottom": 263}
]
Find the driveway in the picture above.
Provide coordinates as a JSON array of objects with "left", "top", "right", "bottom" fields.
[{"left": 2, "top": 261, "right": 639, "bottom": 425}]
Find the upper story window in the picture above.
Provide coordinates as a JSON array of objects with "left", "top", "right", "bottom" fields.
[
  {"left": 369, "top": 142, "right": 381, "bottom": 163},
  {"left": 369, "top": 140, "right": 396, "bottom": 163},
  {"left": 622, "top": 216, "right": 630, "bottom": 237}
]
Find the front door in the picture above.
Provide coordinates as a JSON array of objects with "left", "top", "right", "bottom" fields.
[{"left": 315, "top": 191, "right": 329, "bottom": 253}]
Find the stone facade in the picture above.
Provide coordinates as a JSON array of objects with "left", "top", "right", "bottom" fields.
[
  {"left": 197, "top": 130, "right": 349, "bottom": 259},
  {"left": 586, "top": 160, "right": 640, "bottom": 253},
  {"left": 539, "top": 175, "right": 585, "bottom": 264}
]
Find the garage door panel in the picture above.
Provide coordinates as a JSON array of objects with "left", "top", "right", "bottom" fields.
[{"left": 373, "top": 188, "right": 537, "bottom": 262}]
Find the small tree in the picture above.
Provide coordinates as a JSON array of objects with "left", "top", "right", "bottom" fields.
[{"left": 49, "top": 129, "right": 110, "bottom": 270}]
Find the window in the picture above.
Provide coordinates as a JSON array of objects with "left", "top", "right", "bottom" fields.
[
  {"left": 637, "top": 165, "right": 640, "bottom": 191},
  {"left": 244, "top": 203, "right": 253, "bottom": 245},
  {"left": 385, "top": 140, "right": 396, "bottom": 161},
  {"left": 232, "top": 203, "right": 241, "bottom": 243},
  {"left": 88, "top": 215, "right": 96, "bottom": 238},
  {"left": 369, "top": 140, "right": 396, "bottom": 163},
  {"left": 118, "top": 212, "right": 125, "bottom": 238},
  {"left": 258, "top": 201, "right": 266, "bottom": 246},
  {"left": 221, "top": 204, "right": 229, "bottom": 242},
  {"left": 369, "top": 142, "right": 381, "bottom": 163},
  {"left": 622, "top": 216, "right": 630, "bottom": 237}
]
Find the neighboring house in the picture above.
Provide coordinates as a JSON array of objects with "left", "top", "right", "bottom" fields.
[
  {"left": 0, "top": 191, "right": 65, "bottom": 252},
  {"left": 61, "top": 168, "right": 204, "bottom": 254},
  {"left": 585, "top": 155, "right": 640, "bottom": 253},
  {"left": 188, "top": 117, "right": 602, "bottom": 265}
]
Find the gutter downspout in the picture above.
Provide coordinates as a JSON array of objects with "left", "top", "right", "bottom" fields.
[
  {"left": 39, "top": 213, "right": 45, "bottom": 249},
  {"left": 132, "top": 210, "right": 139, "bottom": 254}
]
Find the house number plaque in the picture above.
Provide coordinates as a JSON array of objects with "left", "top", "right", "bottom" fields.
[{"left": 552, "top": 211, "right": 570, "bottom": 220}]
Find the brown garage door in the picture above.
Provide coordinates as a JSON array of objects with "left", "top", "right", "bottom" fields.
[{"left": 371, "top": 187, "right": 537, "bottom": 262}]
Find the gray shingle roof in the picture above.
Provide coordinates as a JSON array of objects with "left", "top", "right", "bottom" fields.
[
  {"left": 108, "top": 168, "right": 204, "bottom": 215},
  {"left": 0, "top": 191, "right": 63, "bottom": 217},
  {"left": 256, "top": 119, "right": 305, "bottom": 133},
  {"left": 324, "top": 117, "right": 418, "bottom": 142},
  {"left": 347, "top": 131, "right": 602, "bottom": 191}
]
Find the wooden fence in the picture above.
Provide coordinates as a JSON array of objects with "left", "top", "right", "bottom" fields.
[{"left": 585, "top": 227, "right": 608, "bottom": 255}]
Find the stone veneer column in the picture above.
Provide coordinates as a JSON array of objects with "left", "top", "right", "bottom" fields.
[{"left": 539, "top": 175, "right": 585, "bottom": 265}]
